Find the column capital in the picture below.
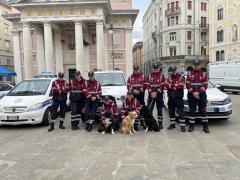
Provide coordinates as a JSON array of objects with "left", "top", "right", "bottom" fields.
[
  {"left": 96, "top": 20, "right": 104, "bottom": 26},
  {"left": 74, "top": 20, "right": 83, "bottom": 24},
  {"left": 12, "top": 29, "right": 22, "bottom": 35},
  {"left": 43, "top": 21, "right": 52, "bottom": 26},
  {"left": 22, "top": 22, "right": 30, "bottom": 27}
]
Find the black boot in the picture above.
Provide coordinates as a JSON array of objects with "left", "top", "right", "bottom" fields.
[
  {"left": 158, "top": 121, "right": 163, "bottom": 129},
  {"left": 85, "top": 123, "right": 89, "bottom": 131},
  {"left": 134, "top": 125, "right": 139, "bottom": 131},
  {"left": 203, "top": 123, "right": 210, "bottom": 133},
  {"left": 188, "top": 124, "right": 194, "bottom": 132},
  {"left": 181, "top": 126, "right": 186, "bottom": 132},
  {"left": 87, "top": 123, "right": 93, "bottom": 132},
  {"left": 167, "top": 124, "right": 176, "bottom": 130},
  {"left": 59, "top": 121, "right": 66, "bottom": 129},
  {"left": 48, "top": 123, "right": 54, "bottom": 132}
]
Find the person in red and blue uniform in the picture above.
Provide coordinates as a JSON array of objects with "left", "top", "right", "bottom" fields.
[
  {"left": 85, "top": 71, "right": 102, "bottom": 132},
  {"left": 146, "top": 63, "right": 165, "bottom": 129},
  {"left": 186, "top": 60, "right": 209, "bottom": 133},
  {"left": 165, "top": 66, "right": 186, "bottom": 132},
  {"left": 127, "top": 65, "right": 146, "bottom": 130},
  {"left": 69, "top": 70, "right": 87, "bottom": 130},
  {"left": 99, "top": 96, "right": 119, "bottom": 131},
  {"left": 48, "top": 72, "right": 70, "bottom": 132},
  {"left": 121, "top": 91, "right": 141, "bottom": 122}
]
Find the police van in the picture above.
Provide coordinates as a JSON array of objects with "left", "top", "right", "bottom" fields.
[
  {"left": 0, "top": 77, "right": 54, "bottom": 126},
  {"left": 209, "top": 61, "right": 240, "bottom": 94}
]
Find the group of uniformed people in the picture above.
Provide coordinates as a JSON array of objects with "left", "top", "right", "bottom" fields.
[{"left": 48, "top": 59, "right": 210, "bottom": 134}]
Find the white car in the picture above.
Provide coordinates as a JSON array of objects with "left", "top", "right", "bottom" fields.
[
  {"left": 94, "top": 70, "right": 127, "bottom": 108},
  {"left": 0, "top": 78, "right": 54, "bottom": 126},
  {"left": 164, "top": 82, "right": 233, "bottom": 120},
  {"left": 0, "top": 82, "right": 14, "bottom": 99}
]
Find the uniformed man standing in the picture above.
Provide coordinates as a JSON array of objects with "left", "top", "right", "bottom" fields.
[
  {"left": 165, "top": 66, "right": 186, "bottom": 132},
  {"left": 127, "top": 65, "right": 146, "bottom": 130},
  {"left": 69, "top": 70, "right": 87, "bottom": 130},
  {"left": 146, "top": 63, "right": 165, "bottom": 129},
  {"left": 48, "top": 72, "right": 70, "bottom": 132},
  {"left": 85, "top": 71, "right": 102, "bottom": 132},
  {"left": 186, "top": 60, "right": 209, "bottom": 133}
]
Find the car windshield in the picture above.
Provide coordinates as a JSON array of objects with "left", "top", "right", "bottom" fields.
[
  {"left": 95, "top": 73, "right": 126, "bottom": 86},
  {"left": 8, "top": 79, "right": 51, "bottom": 96}
]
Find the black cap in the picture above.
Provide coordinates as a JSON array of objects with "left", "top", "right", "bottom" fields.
[
  {"left": 172, "top": 66, "right": 177, "bottom": 71},
  {"left": 58, "top": 72, "right": 64, "bottom": 78},
  {"left": 133, "top": 65, "right": 140, "bottom": 70},
  {"left": 75, "top": 70, "right": 81, "bottom": 76},
  {"left": 127, "top": 91, "right": 134, "bottom": 95},
  {"left": 192, "top": 59, "right": 200, "bottom": 65},
  {"left": 153, "top": 63, "right": 159, "bottom": 69},
  {"left": 104, "top": 96, "right": 111, "bottom": 101},
  {"left": 88, "top": 71, "right": 95, "bottom": 77}
]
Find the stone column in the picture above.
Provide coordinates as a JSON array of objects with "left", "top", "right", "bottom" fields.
[
  {"left": 96, "top": 21, "right": 105, "bottom": 70},
  {"left": 22, "top": 22, "right": 33, "bottom": 79},
  {"left": 12, "top": 29, "right": 22, "bottom": 83},
  {"left": 125, "top": 29, "right": 133, "bottom": 78},
  {"left": 36, "top": 30, "right": 46, "bottom": 73},
  {"left": 54, "top": 31, "right": 64, "bottom": 73},
  {"left": 75, "top": 21, "right": 84, "bottom": 73},
  {"left": 44, "top": 22, "right": 55, "bottom": 73}
]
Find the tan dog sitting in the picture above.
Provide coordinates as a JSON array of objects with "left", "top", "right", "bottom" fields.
[{"left": 120, "top": 111, "right": 138, "bottom": 134}]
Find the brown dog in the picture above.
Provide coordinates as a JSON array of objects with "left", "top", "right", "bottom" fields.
[{"left": 120, "top": 111, "right": 138, "bottom": 134}]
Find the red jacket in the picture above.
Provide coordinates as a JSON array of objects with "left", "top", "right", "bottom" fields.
[
  {"left": 146, "top": 72, "right": 165, "bottom": 93},
  {"left": 127, "top": 73, "right": 146, "bottom": 92},
  {"left": 85, "top": 79, "right": 102, "bottom": 100},
  {"left": 52, "top": 79, "right": 70, "bottom": 101},
  {"left": 69, "top": 78, "right": 87, "bottom": 101},
  {"left": 121, "top": 98, "right": 141, "bottom": 118},
  {"left": 101, "top": 102, "right": 118, "bottom": 119},
  {"left": 186, "top": 70, "right": 208, "bottom": 94},
  {"left": 166, "top": 73, "right": 185, "bottom": 98}
]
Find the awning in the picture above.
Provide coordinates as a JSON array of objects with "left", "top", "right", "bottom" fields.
[{"left": 0, "top": 66, "right": 16, "bottom": 77}]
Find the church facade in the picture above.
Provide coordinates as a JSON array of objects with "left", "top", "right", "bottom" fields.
[{"left": 7, "top": 0, "right": 138, "bottom": 82}]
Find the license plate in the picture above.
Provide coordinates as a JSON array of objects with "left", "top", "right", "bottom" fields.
[
  {"left": 207, "top": 107, "right": 215, "bottom": 112},
  {"left": 7, "top": 116, "right": 19, "bottom": 121}
]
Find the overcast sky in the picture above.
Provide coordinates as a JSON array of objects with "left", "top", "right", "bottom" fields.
[{"left": 132, "top": 0, "right": 151, "bottom": 45}]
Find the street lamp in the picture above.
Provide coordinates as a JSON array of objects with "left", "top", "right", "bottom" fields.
[{"left": 109, "top": 24, "right": 115, "bottom": 70}]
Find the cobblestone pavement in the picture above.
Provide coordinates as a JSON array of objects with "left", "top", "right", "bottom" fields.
[{"left": 0, "top": 94, "right": 240, "bottom": 180}]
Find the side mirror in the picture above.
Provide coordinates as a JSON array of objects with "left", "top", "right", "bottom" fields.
[
  {"left": 215, "top": 84, "right": 223, "bottom": 91},
  {"left": 49, "top": 91, "right": 53, "bottom": 97}
]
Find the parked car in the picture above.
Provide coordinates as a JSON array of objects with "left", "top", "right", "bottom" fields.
[
  {"left": 0, "top": 78, "right": 54, "bottom": 126},
  {"left": 164, "top": 81, "right": 233, "bottom": 120},
  {"left": 0, "top": 82, "right": 14, "bottom": 99},
  {"left": 94, "top": 70, "right": 128, "bottom": 108},
  {"left": 209, "top": 61, "right": 240, "bottom": 94}
]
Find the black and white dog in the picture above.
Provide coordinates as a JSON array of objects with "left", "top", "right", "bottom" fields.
[
  {"left": 98, "top": 113, "right": 119, "bottom": 135},
  {"left": 140, "top": 105, "right": 160, "bottom": 132}
]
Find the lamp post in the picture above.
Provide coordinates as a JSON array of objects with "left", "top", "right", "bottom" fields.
[{"left": 109, "top": 24, "right": 115, "bottom": 70}]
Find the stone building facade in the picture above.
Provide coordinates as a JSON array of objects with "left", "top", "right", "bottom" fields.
[{"left": 132, "top": 41, "right": 143, "bottom": 69}]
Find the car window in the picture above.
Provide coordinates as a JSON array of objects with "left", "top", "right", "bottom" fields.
[
  {"left": 8, "top": 80, "right": 51, "bottom": 96},
  {"left": 95, "top": 73, "right": 126, "bottom": 86},
  {"left": 0, "top": 84, "right": 12, "bottom": 91}
]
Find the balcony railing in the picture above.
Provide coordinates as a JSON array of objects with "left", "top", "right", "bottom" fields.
[
  {"left": 165, "top": 8, "right": 181, "bottom": 16},
  {"left": 199, "top": 24, "right": 209, "bottom": 29},
  {"left": 160, "top": 55, "right": 209, "bottom": 61}
]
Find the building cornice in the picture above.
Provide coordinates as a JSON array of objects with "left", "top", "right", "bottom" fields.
[{"left": 0, "top": 0, "right": 11, "bottom": 9}]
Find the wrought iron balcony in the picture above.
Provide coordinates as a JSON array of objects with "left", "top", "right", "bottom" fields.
[{"left": 165, "top": 8, "right": 181, "bottom": 16}]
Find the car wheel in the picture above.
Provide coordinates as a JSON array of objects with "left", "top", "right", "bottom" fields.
[
  {"left": 41, "top": 108, "right": 50, "bottom": 126},
  {"left": 232, "top": 92, "right": 239, "bottom": 94}
]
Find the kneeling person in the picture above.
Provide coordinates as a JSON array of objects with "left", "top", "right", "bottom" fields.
[
  {"left": 99, "top": 96, "right": 119, "bottom": 134},
  {"left": 121, "top": 92, "right": 141, "bottom": 130}
]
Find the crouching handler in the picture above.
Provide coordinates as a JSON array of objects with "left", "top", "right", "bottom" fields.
[
  {"left": 121, "top": 91, "right": 141, "bottom": 128},
  {"left": 48, "top": 72, "right": 70, "bottom": 132},
  {"left": 98, "top": 96, "right": 119, "bottom": 134}
]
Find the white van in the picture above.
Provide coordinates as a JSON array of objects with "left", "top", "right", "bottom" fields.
[
  {"left": 0, "top": 78, "right": 54, "bottom": 125},
  {"left": 209, "top": 61, "right": 240, "bottom": 94},
  {"left": 94, "top": 71, "right": 127, "bottom": 108}
]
